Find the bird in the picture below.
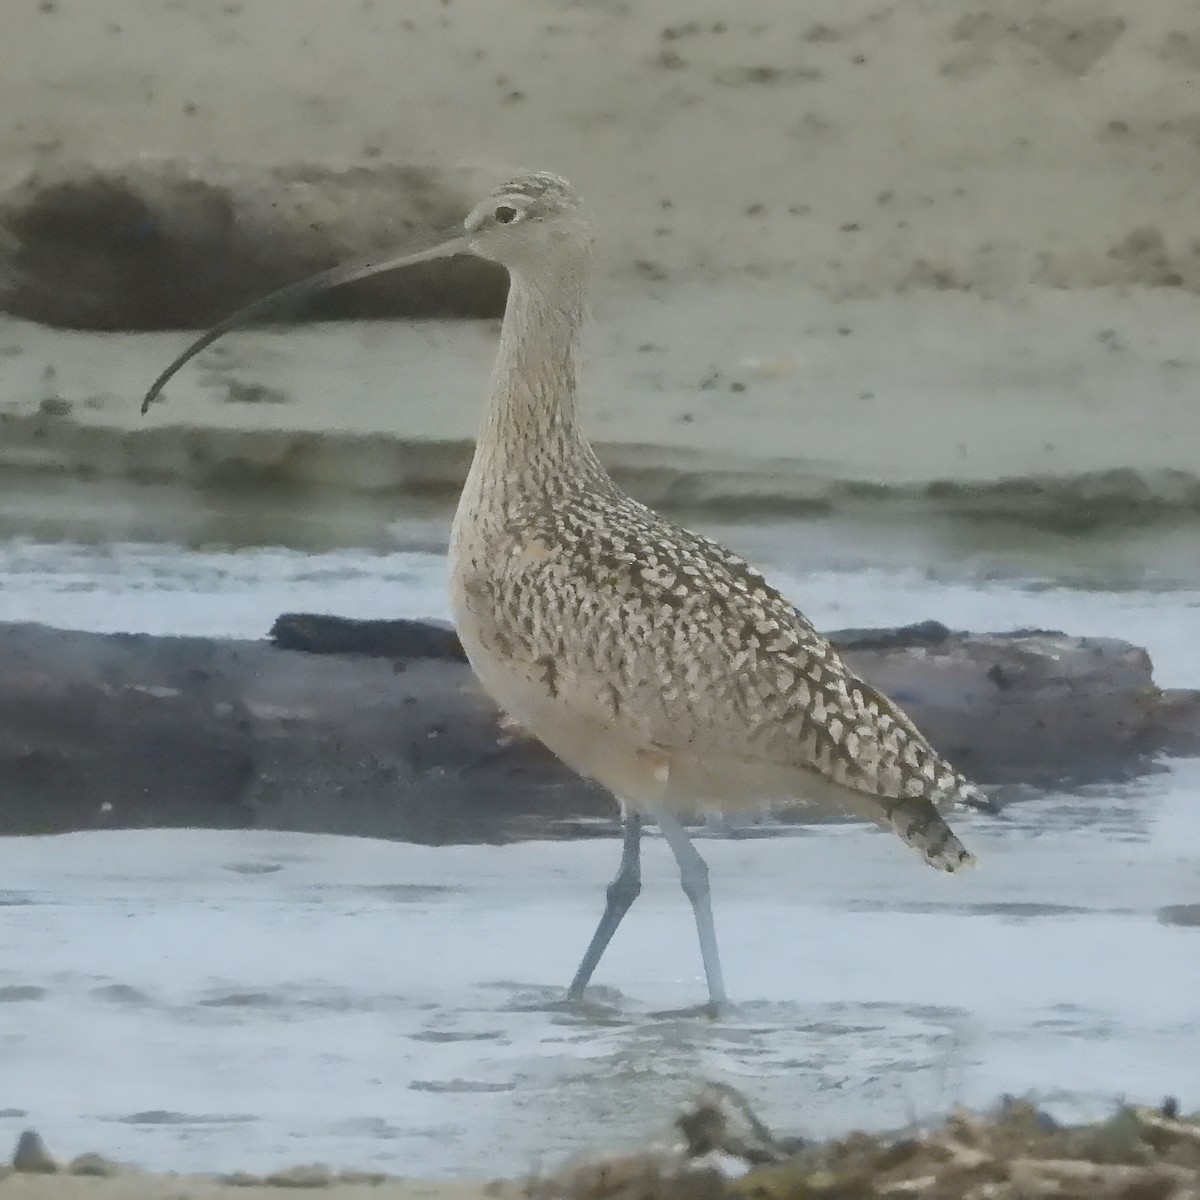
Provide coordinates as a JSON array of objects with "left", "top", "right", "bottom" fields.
[{"left": 143, "top": 170, "right": 985, "bottom": 1012}]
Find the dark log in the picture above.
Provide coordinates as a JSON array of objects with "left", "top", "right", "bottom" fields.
[
  {"left": 0, "top": 618, "right": 1192, "bottom": 842},
  {"left": 270, "top": 613, "right": 466, "bottom": 661}
]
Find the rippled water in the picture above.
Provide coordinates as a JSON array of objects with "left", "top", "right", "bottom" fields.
[
  {"left": 0, "top": 524, "right": 1197, "bottom": 1174},
  {"left": 1, "top": 532, "right": 1198, "bottom": 686},
  {"left": 1, "top": 771, "right": 1197, "bottom": 1177}
]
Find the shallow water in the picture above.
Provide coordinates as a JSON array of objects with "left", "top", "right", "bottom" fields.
[
  {"left": 1, "top": 532, "right": 1198, "bottom": 686},
  {"left": 1, "top": 773, "right": 1197, "bottom": 1177},
  {"left": 0, "top": 525, "right": 1198, "bottom": 1173}
]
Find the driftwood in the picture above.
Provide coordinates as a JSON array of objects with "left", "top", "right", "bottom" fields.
[
  {"left": 0, "top": 616, "right": 1195, "bottom": 841},
  {"left": 0, "top": 161, "right": 507, "bottom": 329}
]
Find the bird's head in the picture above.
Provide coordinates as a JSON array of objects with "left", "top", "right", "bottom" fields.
[
  {"left": 463, "top": 171, "right": 593, "bottom": 273},
  {"left": 139, "top": 169, "right": 589, "bottom": 413}
]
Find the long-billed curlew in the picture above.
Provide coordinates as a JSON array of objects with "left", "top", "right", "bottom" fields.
[{"left": 143, "top": 171, "right": 987, "bottom": 1011}]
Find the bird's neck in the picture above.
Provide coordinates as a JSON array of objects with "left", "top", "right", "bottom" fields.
[{"left": 475, "top": 264, "right": 593, "bottom": 476}]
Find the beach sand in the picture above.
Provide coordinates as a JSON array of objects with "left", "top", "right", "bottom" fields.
[
  {"left": 3, "top": 0, "right": 1200, "bottom": 295},
  {"left": 1, "top": 1175, "right": 495, "bottom": 1200},
  {"left": 0, "top": 0, "right": 1199, "bottom": 522},
  {"left": 3, "top": 284, "right": 1200, "bottom": 524}
]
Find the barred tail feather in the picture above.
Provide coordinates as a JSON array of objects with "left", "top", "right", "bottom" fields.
[
  {"left": 950, "top": 778, "right": 998, "bottom": 814},
  {"left": 888, "top": 795, "right": 977, "bottom": 873}
]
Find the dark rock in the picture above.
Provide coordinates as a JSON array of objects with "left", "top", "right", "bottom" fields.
[
  {"left": 264, "top": 1164, "right": 335, "bottom": 1188},
  {"left": 0, "top": 618, "right": 1188, "bottom": 843},
  {"left": 12, "top": 1130, "right": 57, "bottom": 1173},
  {"left": 67, "top": 1153, "right": 123, "bottom": 1178},
  {"left": 0, "top": 160, "right": 508, "bottom": 330}
]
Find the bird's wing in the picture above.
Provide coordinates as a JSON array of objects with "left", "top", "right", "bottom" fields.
[{"left": 538, "top": 516, "right": 980, "bottom": 870}]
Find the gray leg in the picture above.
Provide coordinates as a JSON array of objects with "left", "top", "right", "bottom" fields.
[
  {"left": 655, "top": 811, "right": 728, "bottom": 1010},
  {"left": 567, "top": 811, "right": 642, "bottom": 1001}
]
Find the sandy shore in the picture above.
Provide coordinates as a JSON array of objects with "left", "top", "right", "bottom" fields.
[
  {"left": 1, "top": 1176, "right": 493, "bottom": 1200},
  {"left": 3, "top": 0, "right": 1200, "bottom": 295},
  {"left": 3, "top": 283, "right": 1200, "bottom": 524},
  {"left": 1, "top": 0, "right": 1199, "bottom": 523}
]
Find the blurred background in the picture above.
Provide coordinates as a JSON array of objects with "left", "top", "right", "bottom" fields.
[{"left": 0, "top": 0, "right": 1197, "bottom": 1183}]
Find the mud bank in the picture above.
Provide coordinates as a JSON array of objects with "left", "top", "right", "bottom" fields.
[{"left": 0, "top": 615, "right": 1193, "bottom": 841}]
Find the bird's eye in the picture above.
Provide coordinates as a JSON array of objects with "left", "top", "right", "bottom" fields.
[{"left": 494, "top": 205, "right": 518, "bottom": 224}]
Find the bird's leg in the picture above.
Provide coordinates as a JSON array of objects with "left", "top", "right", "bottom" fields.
[
  {"left": 567, "top": 809, "right": 642, "bottom": 1001},
  {"left": 655, "top": 811, "right": 728, "bottom": 1011}
]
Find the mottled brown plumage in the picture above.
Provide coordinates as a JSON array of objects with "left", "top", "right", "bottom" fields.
[{"left": 449, "top": 172, "right": 980, "bottom": 879}]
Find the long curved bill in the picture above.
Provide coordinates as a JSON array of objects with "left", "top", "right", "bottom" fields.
[{"left": 140, "top": 233, "right": 469, "bottom": 414}]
